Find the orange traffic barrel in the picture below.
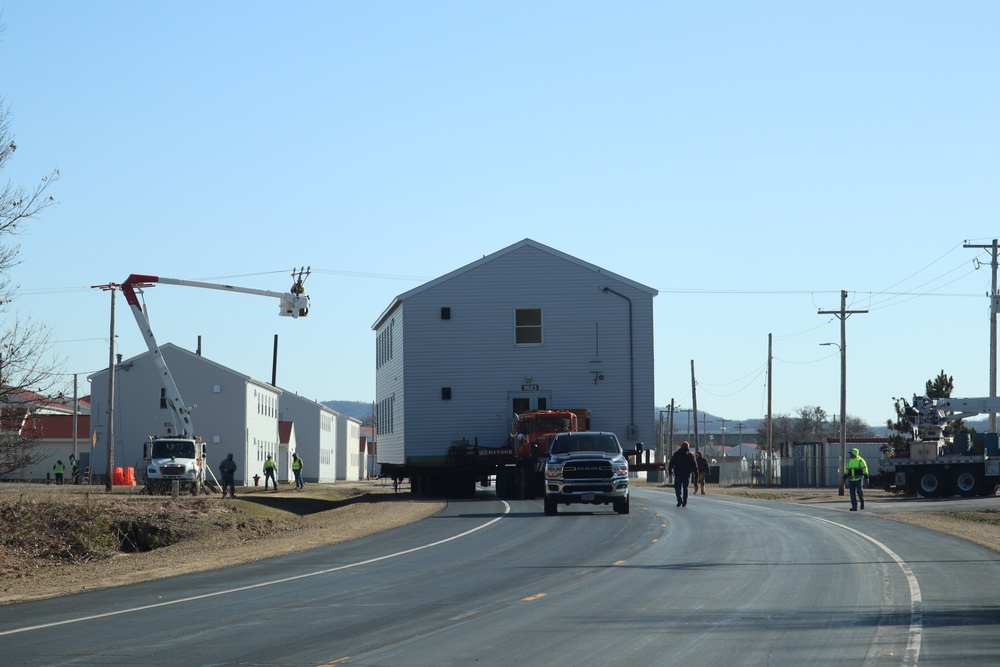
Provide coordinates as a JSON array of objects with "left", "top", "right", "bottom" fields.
[
  {"left": 124, "top": 467, "right": 136, "bottom": 486},
  {"left": 113, "top": 467, "right": 124, "bottom": 485}
]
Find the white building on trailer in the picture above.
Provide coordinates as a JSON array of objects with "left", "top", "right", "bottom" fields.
[
  {"left": 372, "top": 238, "right": 658, "bottom": 472},
  {"left": 278, "top": 390, "right": 339, "bottom": 483},
  {"left": 88, "top": 343, "right": 282, "bottom": 487}
]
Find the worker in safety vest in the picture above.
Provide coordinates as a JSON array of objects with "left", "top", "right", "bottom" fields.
[
  {"left": 70, "top": 455, "right": 80, "bottom": 485},
  {"left": 843, "top": 448, "right": 869, "bottom": 511},
  {"left": 263, "top": 454, "right": 278, "bottom": 491},
  {"left": 291, "top": 453, "right": 304, "bottom": 490},
  {"left": 52, "top": 460, "right": 65, "bottom": 485}
]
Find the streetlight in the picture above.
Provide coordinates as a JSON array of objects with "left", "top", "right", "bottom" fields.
[{"left": 821, "top": 342, "right": 846, "bottom": 496}]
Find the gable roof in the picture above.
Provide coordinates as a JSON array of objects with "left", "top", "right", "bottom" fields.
[
  {"left": 89, "top": 343, "right": 281, "bottom": 394},
  {"left": 372, "top": 238, "right": 658, "bottom": 329},
  {"left": 1, "top": 385, "right": 85, "bottom": 416},
  {"left": 278, "top": 421, "right": 294, "bottom": 445}
]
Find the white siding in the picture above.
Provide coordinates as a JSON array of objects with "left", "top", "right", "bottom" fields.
[
  {"left": 89, "top": 344, "right": 279, "bottom": 487},
  {"left": 373, "top": 239, "right": 657, "bottom": 467},
  {"left": 374, "top": 304, "right": 405, "bottom": 465},
  {"left": 245, "top": 384, "right": 281, "bottom": 486},
  {"left": 336, "top": 417, "right": 363, "bottom": 480},
  {"left": 279, "top": 391, "right": 338, "bottom": 483}
]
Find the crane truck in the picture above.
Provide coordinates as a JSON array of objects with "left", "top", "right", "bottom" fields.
[
  {"left": 121, "top": 268, "right": 311, "bottom": 495},
  {"left": 879, "top": 395, "right": 1000, "bottom": 498}
]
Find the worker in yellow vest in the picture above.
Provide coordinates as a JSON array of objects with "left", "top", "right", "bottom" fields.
[
  {"left": 292, "top": 453, "right": 304, "bottom": 490},
  {"left": 843, "top": 448, "right": 869, "bottom": 511},
  {"left": 52, "top": 460, "right": 65, "bottom": 485},
  {"left": 262, "top": 454, "right": 278, "bottom": 491}
]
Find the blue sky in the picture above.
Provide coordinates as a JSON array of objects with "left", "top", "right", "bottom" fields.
[{"left": 2, "top": 2, "right": 999, "bottom": 429}]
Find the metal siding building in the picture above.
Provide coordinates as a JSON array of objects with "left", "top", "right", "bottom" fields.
[
  {"left": 89, "top": 343, "right": 281, "bottom": 487},
  {"left": 279, "top": 391, "right": 339, "bottom": 483},
  {"left": 336, "top": 416, "right": 363, "bottom": 481},
  {"left": 372, "top": 238, "right": 657, "bottom": 467}
]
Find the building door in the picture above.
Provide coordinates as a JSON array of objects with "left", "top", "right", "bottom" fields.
[{"left": 509, "top": 391, "right": 552, "bottom": 417}]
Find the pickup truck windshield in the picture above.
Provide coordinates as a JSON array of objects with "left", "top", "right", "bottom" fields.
[
  {"left": 151, "top": 440, "right": 196, "bottom": 458},
  {"left": 550, "top": 434, "right": 620, "bottom": 455}
]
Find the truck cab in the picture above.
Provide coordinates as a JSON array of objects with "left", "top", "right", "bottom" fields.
[
  {"left": 141, "top": 437, "right": 207, "bottom": 495},
  {"left": 543, "top": 431, "right": 630, "bottom": 515}
]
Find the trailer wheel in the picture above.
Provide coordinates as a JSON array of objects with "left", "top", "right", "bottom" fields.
[
  {"left": 916, "top": 468, "right": 948, "bottom": 498},
  {"left": 543, "top": 496, "right": 557, "bottom": 516},
  {"left": 952, "top": 467, "right": 983, "bottom": 497},
  {"left": 614, "top": 495, "right": 630, "bottom": 515}
]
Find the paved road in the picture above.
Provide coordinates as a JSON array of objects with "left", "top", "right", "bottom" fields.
[{"left": 1, "top": 488, "right": 998, "bottom": 666}]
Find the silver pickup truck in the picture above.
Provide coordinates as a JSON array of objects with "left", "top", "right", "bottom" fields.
[{"left": 543, "top": 431, "right": 630, "bottom": 515}]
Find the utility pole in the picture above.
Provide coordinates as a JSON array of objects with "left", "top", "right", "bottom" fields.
[
  {"left": 72, "top": 374, "right": 79, "bottom": 471},
  {"left": 93, "top": 282, "right": 120, "bottom": 492},
  {"left": 767, "top": 333, "right": 773, "bottom": 486},
  {"left": 819, "top": 290, "right": 868, "bottom": 496},
  {"left": 964, "top": 239, "right": 999, "bottom": 432},
  {"left": 691, "top": 360, "right": 699, "bottom": 453},
  {"left": 668, "top": 399, "right": 676, "bottom": 455}
]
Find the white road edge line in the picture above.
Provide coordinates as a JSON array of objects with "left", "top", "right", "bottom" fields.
[
  {"left": 696, "top": 495, "right": 922, "bottom": 667},
  {"left": 0, "top": 500, "right": 512, "bottom": 637},
  {"left": 811, "top": 515, "right": 922, "bottom": 667}
]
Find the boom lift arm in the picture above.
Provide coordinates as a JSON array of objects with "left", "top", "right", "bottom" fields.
[
  {"left": 902, "top": 394, "right": 1000, "bottom": 442},
  {"left": 120, "top": 267, "right": 311, "bottom": 438}
]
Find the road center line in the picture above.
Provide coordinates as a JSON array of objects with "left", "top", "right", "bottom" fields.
[{"left": 0, "top": 500, "right": 511, "bottom": 637}]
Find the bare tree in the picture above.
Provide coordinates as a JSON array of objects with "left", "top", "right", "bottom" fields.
[{"left": 0, "top": 56, "right": 62, "bottom": 475}]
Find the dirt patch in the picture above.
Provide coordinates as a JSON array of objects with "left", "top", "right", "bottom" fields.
[{"left": 0, "top": 481, "right": 444, "bottom": 605}]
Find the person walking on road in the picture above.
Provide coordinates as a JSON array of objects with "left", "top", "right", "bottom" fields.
[
  {"left": 52, "top": 460, "right": 65, "bottom": 485},
  {"left": 668, "top": 441, "right": 697, "bottom": 507},
  {"left": 291, "top": 453, "right": 304, "bottom": 490},
  {"left": 219, "top": 453, "right": 237, "bottom": 499},
  {"left": 694, "top": 451, "right": 710, "bottom": 494},
  {"left": 844, "top": 447, "right": 869, "bottom": 511},
  {"left": 262, "top": 454, "right": 278, "bottom": 491}
]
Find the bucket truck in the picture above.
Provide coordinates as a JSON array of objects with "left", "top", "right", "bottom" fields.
[
  {"left": 121, "top": 268, "right": 311, "bottom": 495},
  {"left": 880, "top": 395, "right": 1000, "bottom": 498}
]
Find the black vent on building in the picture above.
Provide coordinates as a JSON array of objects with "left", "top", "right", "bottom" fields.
[
  {"left": 441, "top": 307, "right": 451, "bottom": 320},
  {"left": 441, "top": 387, "right": 452, "bottom": 400}
]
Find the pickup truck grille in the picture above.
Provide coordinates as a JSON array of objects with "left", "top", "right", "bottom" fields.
[
  {"left": 562, "top": 461, "right": 613, "bottom": 479},
  {"left": 563, "top": 483, "right": 614, "bottom": 494},
  {"left": 159, "top": 465, "right": 186, "bottom": 476}
]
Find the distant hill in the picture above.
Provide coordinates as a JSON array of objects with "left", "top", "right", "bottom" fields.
[{"left": 322, "top": 400, "right": 372, "bottom": 423}]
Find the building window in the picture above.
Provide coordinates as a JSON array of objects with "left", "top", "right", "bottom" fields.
[
  {"left": 515, "top": 308, "right": 542, "bottom": 345},
  {"left": 376, "top": 318, "right": 395, "bottom": 369}
]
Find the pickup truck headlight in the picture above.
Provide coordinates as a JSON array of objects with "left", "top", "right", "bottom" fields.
[
  {"left": 545, "top": 463, "right": 563, "bottom": 478},
  {"left": 614, "top": 462, "right": 629, "bottom": 476}
]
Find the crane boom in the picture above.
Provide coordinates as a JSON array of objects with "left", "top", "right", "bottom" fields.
[{"left": 120, "top": 267, "right": 310, "bottom": 438}]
